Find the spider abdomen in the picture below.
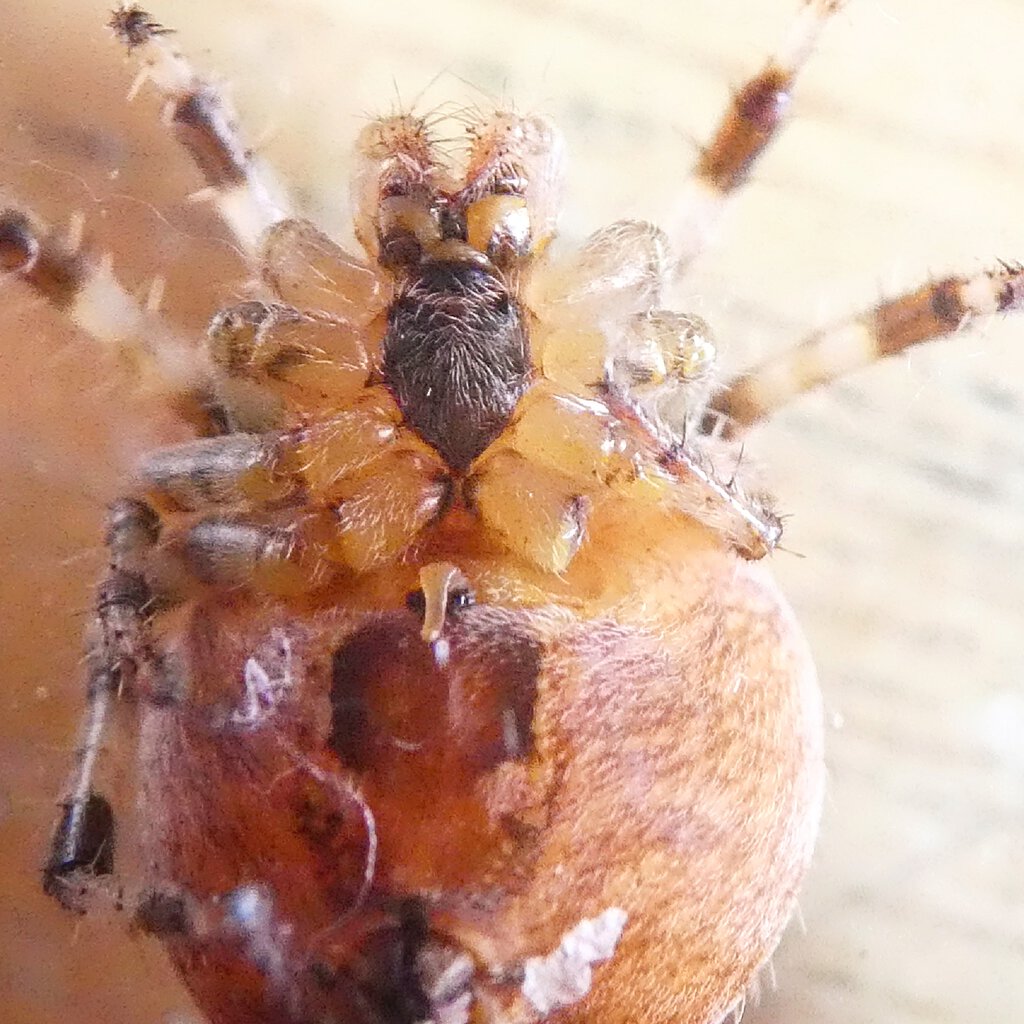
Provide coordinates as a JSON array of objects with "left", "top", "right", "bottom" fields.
[{"left": 141, "top": 519, "right": 824, "bottom": 1024}]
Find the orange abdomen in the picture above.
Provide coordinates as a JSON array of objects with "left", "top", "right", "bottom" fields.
[{"left": 140, "top": 510, "right": 824, "bottom": 1024}]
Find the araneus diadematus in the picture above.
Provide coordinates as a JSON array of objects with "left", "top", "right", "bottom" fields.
[{"left": 2, "top": 6, "right": 1024, "bottom": 1024}]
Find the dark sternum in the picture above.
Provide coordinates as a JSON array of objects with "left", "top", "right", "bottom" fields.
[{"left": 380, "top": 260, "right": 531, "bottom": 473}]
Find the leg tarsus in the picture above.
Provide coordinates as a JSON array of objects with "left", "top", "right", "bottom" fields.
[
  {"left": 43, "top": 779, "right": 116, "bottom": 911},
  {"left": 109, "top": 5, "right": 289, "bottom": 253}
]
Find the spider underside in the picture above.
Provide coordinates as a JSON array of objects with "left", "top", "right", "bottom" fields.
[{"left": 4, "top": 3, "right": 1022, "bottom": 1024}]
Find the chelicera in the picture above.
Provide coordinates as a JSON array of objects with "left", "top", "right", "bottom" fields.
[{"left": 2, "top": 3, "right": 1020, "bottom": 1024}]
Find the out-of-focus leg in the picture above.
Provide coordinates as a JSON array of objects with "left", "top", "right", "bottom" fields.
[
  {"left": 109, "top": 4, "right": 289, "bottom": 254},
  {"left": 0, "top": 205, "right": 208, "bottom": 409},
  {"left": 470, "top": 383, "right": 782, "bottom": 568},
  {"left": 43, "top": 498, "right": 161, "bottom": 912},
  {"left": 670, "top": 0, "right": 848, "bottom": 271},
  {"left": 707, "top": 262, "right": 1024, "bottom": 436}
]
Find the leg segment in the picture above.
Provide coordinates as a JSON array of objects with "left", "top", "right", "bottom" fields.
[
  {"left": 171, "top": 445, "right": 450, "bottom": 587},
  {"left": 459, "top": 112, "right": 566, "bottom": 269},
  {"left": 530, "top": 219, "right": 672, "bottom": 327},
  {"left": 138, "top": 433, "right": 293, "bottom": 510},
  {"left": 0, "top": 206, "right": 207, "bottom": 405},
  {"left": 670, "top": 0, "right": 848, "bottom": 271},
  {"left": 260, "top": 219, "right": 390, "bottom": 327},
  {"left": 135, "top": 399, "right": 447, "bottom": 589},
  {"left": 470, "top": 383, "right": 782, "bottom": 566},
  {"left": 109, "top": 4, "right": 289, "bottom": 253},
  {"left": 44, "top": 499, "right": 161, "bottom": 911},
  {"left": 706, "top": 262, "right": 1024, "bottom": 437},
  {"left": 43, "top": 665, "right": 118, "bottom": 910},
  {"left": 137, "top": 397, "right": 407, "bottom": 513},
  {"left": 206, "top": 300, "right": 377, "bottom": 430}
]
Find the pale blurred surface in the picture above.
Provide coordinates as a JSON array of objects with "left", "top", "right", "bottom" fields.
[{"left": 1, "top": 2, "right": 1022, "bottom": 1023}]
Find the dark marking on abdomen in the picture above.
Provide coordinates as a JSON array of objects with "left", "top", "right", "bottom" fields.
[{"left": 328, "top": 607, "right": 541, "bottom": 777}]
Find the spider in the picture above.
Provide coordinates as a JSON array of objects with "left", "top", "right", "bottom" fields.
[{"left": 2, "top": 2, "right": 1024, "bottom": 1024}]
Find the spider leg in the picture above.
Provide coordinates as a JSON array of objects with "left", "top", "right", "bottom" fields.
[
  {"left": 261, "top": 218, "right": 391, "bottom": 325},
  {"left": 206, "top": 300, "right": 378, "bottom": 431},
  {"left": 170, "top": 449, "right": 449, "bottom": 587},
  {"left": 653, "top": 434, "right": 782, "bottom": 559},
  {"left": 136, "top": 398, "right": 447, "bottom": 589},
  {"left": 470, "top": 382, "right": 781, "bottom": 568},
  {"left": 530, "top": 221, "right": 720, "bottom": 431},
  {"left": 109, "top": 4, "right": 289, "bottom": 255},
  {"left": 43, "top": 661, "right": 118, "bottom": 911},
  {"left": 670, "top": 0, "right": 848, "bottom": 271},
  {"left": 706, "top": 261, "right": 1024, "bottom": 437},
  {"left": 129, "top": 431, "right": 329, "bottom": 595},
  {"left": 530, "top": 219, "right": 672, "bottom": 334},
  {"left": 44, "top": 499, "right": 162, "bottom": 912},
  {"left": 0, "top": 205, "right": 208, "bottom": 415}
]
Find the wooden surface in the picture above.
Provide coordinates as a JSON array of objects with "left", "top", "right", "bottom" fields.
[{"left": 1, "top": 2, "right": 1022, "bottom": 1023}]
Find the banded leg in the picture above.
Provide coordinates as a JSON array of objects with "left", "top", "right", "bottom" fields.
[
  {"left": 44, "top": 499, "right": 161, "bottom": 911},
  {"left": 174, "top": 447, "right": 451, "bottom": 588},
  {"left": 670, "top": 0, "right": 848, "bottom": 271},
  {"left": 131, "top": 429, "right": 337, "bottom": 595},
  {"left": 109, "top": 4, "right": 289, "bottom": 254},
  {"left": 136, "top": 396, "right": 448, "bottom": 588},
  {"left": 0, "top": 206, "right": 207, "bottom": 406},
  {"left": 706, "top": 262, "right": 1024, "bottom": 437}
]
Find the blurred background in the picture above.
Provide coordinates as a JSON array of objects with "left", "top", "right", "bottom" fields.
[{"left": 1, "top": 2, "right": 1022, "bottom": 1022}]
